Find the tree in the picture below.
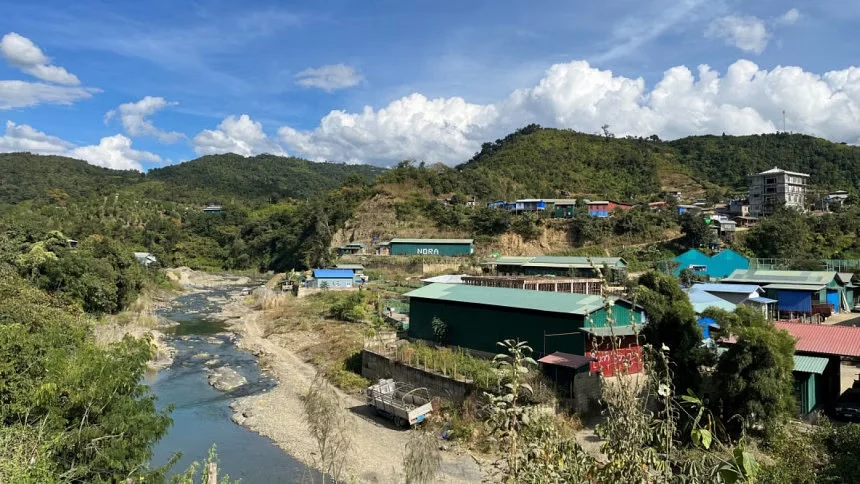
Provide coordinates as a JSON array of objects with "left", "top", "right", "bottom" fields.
[
  {"left": 743, "top": 208, "right": 811, "bottom": 259},
  {"left": 713, "top": 326, "right": 795, "bottom": 437},
  {"left": 679, "top": 212, "right": 713, "bottom": 249},
  {"left": 637, "top": 272, "right": 713, "bottom": 394}
]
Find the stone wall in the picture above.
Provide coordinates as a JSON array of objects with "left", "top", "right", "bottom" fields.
[
  {"left": 573, "top": 372, "right": 603, "bottom": 415},
  {"left": 361, "top": 349, "right": 475, "bottom": 404}
]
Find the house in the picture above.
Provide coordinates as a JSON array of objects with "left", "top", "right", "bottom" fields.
[
  {"left": 586, "top": 201, "right": 634, "bottom": 218},
  {"left": 712, "top": 219, "right": 737, "bottom": 241},
  {"left": 648, "top": 201, "right": 669, "bottom": 210},
  {"left": 548, "top": 199, "right": 577, "bottom": 218},
  {"left": 718, "top": 199, "right": 750, "bottom": 218},
  {"left": 483, "top": 255, "right": 627, "bottom": 281},
  {"left": 203, "top": 204, "right": 223, "bottom": 214},
  {"left": 389, "top": 238, "right": 474, "bottom": 256},
  {"left": 749, "top": 167, "right": 810, "bottom": 217},
  {"left": 420, "top": 274, "right": 467, "bottom": 285},
  {"left": 722, "top": 323, "right": 860, "bottom": 415},
  {"left": 308, "top": 269, "right": 355, "bottom": 289},
  {"left": 733, "top": 216, "right": 758, "bottom": 228},
  {"left": 66, "top": 239, "right": 78, "bottom": 249},
  {"left": 512, "top": 199, "right": 548, "bottom": 212},
  {"left": 133, "top": 252, "right": 158, "bottom": 267},
  {"left": 685, "top": 288, "right": 736, "bottom": 340},
  {"left": 721, "top": 269, "right": 851, "bottom": 314},
  {"left": 689, "top": 283, "right": 763, "bottom": 305},
  {"left": 670, "top": 249, "right": 750, "bottom": 279},
  {"left": 667, "top": 190, "right": 682, "bottom": 199},
  {"left": 336, "top": 242, "right": 367, "bottom": 256},
  {"left": 404, "top": 283, "right": 645, "bottom": 359},
  {"left": 375, "top": 241, "right": 391, "bottom": 256},
  {"left": 334, "top": 264, "right": 365, "bottom": 274},
  {"left": 677, "top": 204, "right": 702, "bottom": 215}
]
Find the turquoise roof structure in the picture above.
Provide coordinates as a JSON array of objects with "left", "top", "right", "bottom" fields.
[
  {"left": 672, "top": 249, "right": 711, "bottom": 276},
  {"left": 672, "top": 249, "right": 750, "bottom": 279}
]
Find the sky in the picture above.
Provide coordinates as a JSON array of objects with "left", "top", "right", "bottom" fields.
[{"left": 1, "top": 0, "right": 860, "bottom": 171}]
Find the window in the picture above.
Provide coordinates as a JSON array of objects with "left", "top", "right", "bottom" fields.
[{"left": 765, "top": 177, "right": 777, "bottom": 184}]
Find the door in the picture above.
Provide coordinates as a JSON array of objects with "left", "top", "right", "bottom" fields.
[{"left": 826, "top": 289, "right": 840, "bottom": 312}]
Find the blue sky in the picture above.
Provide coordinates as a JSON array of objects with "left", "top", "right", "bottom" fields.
[{"left": 2, "top": 0, "right": 860, "bottom": 170}]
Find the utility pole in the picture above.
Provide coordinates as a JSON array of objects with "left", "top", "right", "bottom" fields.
[{"left": 782, "top": 110, "right": 786, "bottom": 133}]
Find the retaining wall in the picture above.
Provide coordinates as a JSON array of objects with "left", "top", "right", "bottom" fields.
[{"left": 361, "top": 349, "right": 476, "bottom": 404}]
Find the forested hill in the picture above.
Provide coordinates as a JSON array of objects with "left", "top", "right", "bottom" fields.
[
  {"left": 0, "top": 152, "right": 384, "bottom": 205},
  {"left": 0, "top": 153, "right": 143, "bottom": 204},
  {"left": 455, "top": 125, "right": 666, "bottom": 201},
  {"left": 442, "top": 126, "right": 860, "bottom": 202},
  {"left": 669, "top": 133, "right": 860, "bottom": 191},
  {"left": 146, "top": 153, "right": 384, "bottom": 202}
]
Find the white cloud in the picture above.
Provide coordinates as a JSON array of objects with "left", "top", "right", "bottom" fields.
[
  {"left": 0, "top": 121, "right": 161, "bottom": 171},
  {"left": 275, "top": 59, "right": 860, "bottom": 166},
  {"left": 706, "top": 15, "right": 771, "bottom": 54},
  {"left": 0, "top": 32, "right": 80, "bottom": 85},
  {"left": 192, "top": 114, "right": 287, "bottom": 156},
  {"left": 69, "top": 134, "right": 161, "bottom": 171},
  {"left": 0, "top": 80, "right": 97, "bottom": 110},
  {"left": 0, "top": 120, "right": 73, "bottom": 154},
  {"left": 295, "top": 64, "right": 363, "bottom": 92},
  {"left": 777, "top": 8, "right": 800, "bottom": 26},
  {"left": 105, "top": 96, "right": 184, "bottom": 143}
]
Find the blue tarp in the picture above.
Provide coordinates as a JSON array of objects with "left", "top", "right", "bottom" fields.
[{"left": 777, "top": 290, "right": 812, "bottom": 313}]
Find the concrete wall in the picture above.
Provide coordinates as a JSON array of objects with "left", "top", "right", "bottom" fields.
[
  {"left": 573, "top": 372, "right": 603, "bottom": 415},
  {"left": 361, "top": 349, "right": 476, "bottom": 404}
]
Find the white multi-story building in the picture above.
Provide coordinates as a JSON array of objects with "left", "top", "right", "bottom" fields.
[{"left": 748, "top": 167, "right": 809, "bottom": 217}]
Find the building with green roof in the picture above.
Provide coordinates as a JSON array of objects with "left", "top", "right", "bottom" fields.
[
  {"left": 389, "top": 238, "right": 474, "bottom": 256},
  {"left": 483, "top": 255, "right": 627, "bottom": 280},
  {"left": 404, "top": 283, "right": 645, "bottom": 358}
]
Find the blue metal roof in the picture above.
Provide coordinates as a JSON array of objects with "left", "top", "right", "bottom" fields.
[
  {"left": 692, "top": 283, "right": 762, "bottom": 294},
  {"left": 312, "top": 269, "right": 356, "bottom": 278}
]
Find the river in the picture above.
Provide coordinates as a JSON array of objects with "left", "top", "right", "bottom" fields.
[{"left": 147, "top": 284, "right": 311, "bottom": 482}]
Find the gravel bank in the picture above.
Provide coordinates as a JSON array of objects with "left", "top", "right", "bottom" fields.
[{"left": 220, "top": 297, "right": 485, "bottom": 483}]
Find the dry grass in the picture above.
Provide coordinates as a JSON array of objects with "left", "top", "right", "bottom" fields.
[{"left": 257, "top": 293, "right": 369, "bottom": 391}]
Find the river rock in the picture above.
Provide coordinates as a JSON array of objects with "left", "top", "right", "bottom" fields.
[
  {"left": 205, "top": 336, "right": 225, "bottom": 345},
  {"left": 208, "top": 367, "right": 247, "bottom": 391},
  {"left": 204, "top": 358, "right": 220, "bottom": 367},
  {"left": 191, "top": 352, "right": 212, "bottom": 360}
]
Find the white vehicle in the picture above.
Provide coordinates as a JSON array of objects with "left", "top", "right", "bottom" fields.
[{"left": 366, "top": 379, "right": 433, "bottom": 427}]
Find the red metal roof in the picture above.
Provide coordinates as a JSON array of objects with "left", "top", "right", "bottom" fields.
[
  {"left": 538, "top": 352, "right": 595, "bottom": 370},
  {"left": 774, "top": 322, "right": 860, "bottom": 357}
]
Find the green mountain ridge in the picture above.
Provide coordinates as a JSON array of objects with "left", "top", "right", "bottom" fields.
[{"left": 0, "top": 152, "right": 384, "bottom": 205}]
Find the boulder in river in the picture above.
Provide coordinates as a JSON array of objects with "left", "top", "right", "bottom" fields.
[{"left": 208, "top": 367, "right": 247, "bottom": 391}]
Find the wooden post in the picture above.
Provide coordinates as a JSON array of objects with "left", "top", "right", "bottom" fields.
[{"left": 207, "top": 462, "right": 217, "bottom": 483}]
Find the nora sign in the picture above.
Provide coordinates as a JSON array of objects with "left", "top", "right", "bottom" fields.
[{"left": 416, "top": 248, "right": 440, "bottom": 255}]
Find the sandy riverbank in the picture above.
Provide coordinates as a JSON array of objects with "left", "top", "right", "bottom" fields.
[{"left": 213, "top": 293, "right": 485, "bottom": 483}]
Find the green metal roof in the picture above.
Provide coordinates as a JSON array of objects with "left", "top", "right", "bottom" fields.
[
  {"left": 482, "top": 255, "right": 627, "bottom": 268},
  {"left": 723, "top": 269, "right": 838, "bottom": 286},
  {"left": 717, "top": 348, "right": 828, "bottom": 374},
  {"left": 404, "top": 283, "right": 615, "bottom": 316},
  {"left": 793, "top": 355, "right": 829, "bottom": 375},
  {"left": 763, "top": 283, "right": 827, "bottom": 291},
  {"left": 390, "top": 238, "right": 474, "bottom": 244},
  {"left": 580, "top": 326, "right": 641, "bottom": 337}
]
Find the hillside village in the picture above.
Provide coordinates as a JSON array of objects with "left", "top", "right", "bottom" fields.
[{"left": 2, "top": 139, "right": 860, "bottom": 482}]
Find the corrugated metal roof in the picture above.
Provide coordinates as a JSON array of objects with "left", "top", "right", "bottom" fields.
[
  {"left": 538, "top": 352, "right": 594, "bottom": 370},
  {"left": 775, "top": 322, "right": 860, "bottom": 357},
  {"left": 580, "top": 325, "right": 641, "bottom": 337},
  {"left": 717, "top": 346, "right": 829, "bottom": 373},
  {"left": 694, "top": 283, "right": 762, "bottom": 294},
  {"left": 838, "top": 273, "right": 856, "bottom": 284},
  {"left": 723, "top": 269, "right": 838, "bottom": 285},
  {"left": 420, "top": 274, "right": 467, "bottom": 284},
  {"left": 764, "top": 283, "right": 826, "bottom": 291},
  {"left": 404, "top": 283, "right": 612, "bottom": 315},
  {"left": 334, "top": 264, "right": 364, "bottom": 270},
  {"left": 482, "top": 256, "right": 627, "bottom": 268},
  {"left": 793, "top": 355, "right": 829, "bottom": 374},
  {"left": 686, "top": 289, "right": 737, "bottom": 314},
  {"left": 748, "top": 296, "right": 777, "bottom": 304},
  {"left": 312, "top": 269, "right": 355, "bottom": 278},
  {"left": 390, "top": 238, "right": 474, "bottom": 244}
]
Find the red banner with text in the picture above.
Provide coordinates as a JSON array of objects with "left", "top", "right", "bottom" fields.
[{"left": 590, "top": 346, "right": 643, "bottom": 377}]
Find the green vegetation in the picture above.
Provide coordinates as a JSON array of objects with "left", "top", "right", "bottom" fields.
[
  {"left": 0, "top": 252, "right": 171, "bottom": 481},
  {"left": 741, "top": 206, "right": 860, "bottom": 260}
]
